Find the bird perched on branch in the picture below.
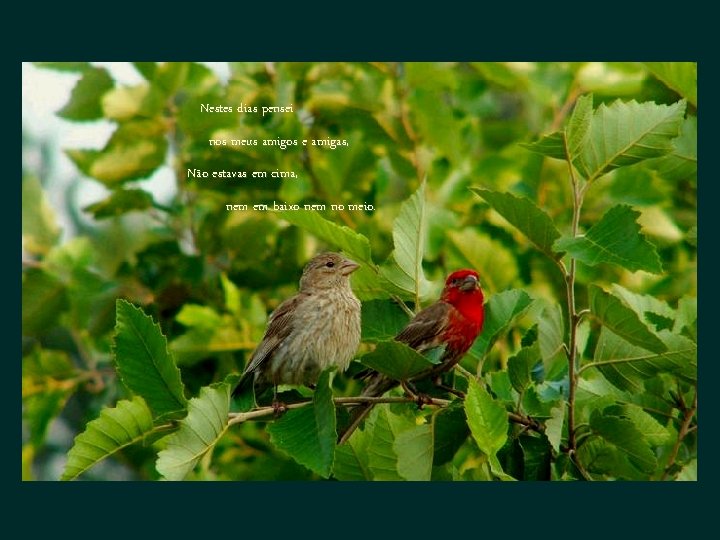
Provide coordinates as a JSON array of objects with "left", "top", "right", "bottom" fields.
[
  {"left": 338, "top": 269, "right": 484, "bottom": 444},
  {"left": 233, "top": 252, "right": 361, "bottom": 409}
]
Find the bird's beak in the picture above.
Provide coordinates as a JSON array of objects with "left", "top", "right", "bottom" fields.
[
  {"left": 340, "top": 258, "right": 360, "bottom": 276},
  {"left": 459, "top": 274, "right": 479, "bottom": 291}
]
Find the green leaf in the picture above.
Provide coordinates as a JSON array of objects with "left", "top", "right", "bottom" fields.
[
  {"left": 220, "top": 273, "right": 241, "bottom": 318},
  {"left": 175, "top": 304, "right": 223, "bottom": 329},
  {"left": 606, "top": 404, "right": 672, "bottom": 446},
  {"left": 591, "top": 327, "right": 696, "bottom": 392},
  {"left": 470, "top": 189, "right": 561, "bottom": 259},
  {"left": 465, "top": 378, "right": 508, "bottom": 457},
  {"left": 22, "top": 348, "right": 76, "bottom": 446},
  {"left": 520, "top": 131, "right": 566, "bottom": 159},
  {"left": 674, "top": 296, "right": 697, "bottom": 342},
  {"left": 361, "top": 300, "right": 409, "bottom": 342},
  {"left": 156, "top": 383, "right": 231, "bottom": 480},
  {"left": 366, "top": 406, "right": 416, "bottom": 480},
  {"left": 467, "top": 289, "right": 532, "bottom": 364},
  {"left": 113, "top": 300, "right": 187, "bottom": 420},
  {"left": 24, "top": 390, "right": 70, "bottom": 447},
  {"left": 566, "top": 94, "right": 594, "bottom": 160},
  {"left": 102, "top": 84, "right": 165, "bottom": 120},
  {"left": 609, "top": 284, "right": 675, "bottom": 324},
  {"left": 394, "top": 424, "right": 433, "bottom": 481},
  {"left": 35, "top": 62, "right": 92, "bottom": 72},
  {"left": 333, "top": 425, "right": 372, "bottom": 480},
  {"left": 22, "top": 176, "right": 60, "bottom": 254},
  {"left": 488, "top": 371, "right": 515, "bottom": 403},
  {"left": 22, "top": 269, "right": 68, "bottom": 336},
  {"left": 554, "top": 205, "right": 663, "bottom": 274},
  {"left": 62, "top": 397, "right": 156, "bottom": 480},
  {"left": 432, "top": 404, "right": 470, "bottom": 466},
  {"left": 360, "top": 340, "right": 439, "bottom": 381},
  {"left": 57, "top": 67, "right": 114, "bottom": 121},
  {"left": 590, "top": 411, "right": 657, "bottom": 473},
  {"left": 537, "top": 301, "right": 565, "bottom": 377},
  {"left": 278, "top": 211, "right": 381, "bottom": 300},
  {"left": 648, "top": 116, "right": 697, "bottom": 181},
  {"left": 508, "top": 344, "right": 539, "bottom": 393},
  {"left": 380, "top": 183, "right": 433, "bottom": 303},
  {"left": 66, "top": 120, "right": 168, "bottom": 185},
  {"left": 170, "top": 324, "right": 250, "bottom": 366},
  {"left": 83, "top": 189, "right": 154, "bottom": 219},
  {"left": 644, "top": 62, "right": 697, "bottom": 107},
  {"left": 577, "top": 437, "right": 645, "bottom": 480},
  {"left": 446, "top": 229, "right": 519, "bottom": 292},
  {"left": 133, "top": 62, "right": 157, "bottom": 80},
  {"left": 518, "top": 436, "right": 552, "bottom": 481},
  {"left": 573, "top": 99, "right": 686, "bottom": 181},
  {"left": 407, "top": 84, "right": 462, "bottom": 164},
  {"left": 266, "top": 370, "right": 336, "bottom": 478},
  {"left": 279, "top": 210, "right": 372, "bottom": 264},
  {"left": 589, "top": 285, "right": 667, "bottom": 353},
  {"left": 544, "top": 404, "right": 565, "bottom": 453}
]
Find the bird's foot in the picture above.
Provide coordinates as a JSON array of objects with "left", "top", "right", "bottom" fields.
[
  {"left": 272, "top": 400, "right": 288, "bottom": 418},
  {"left": 401, "top": 380, "right": 432, "bottom": 409}
]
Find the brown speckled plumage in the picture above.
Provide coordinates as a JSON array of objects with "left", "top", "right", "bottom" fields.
[{"left": 235, "top": 253, "right": 361, "bottom": 394}]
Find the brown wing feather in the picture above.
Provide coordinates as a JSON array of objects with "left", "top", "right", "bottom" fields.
[
  {"left": 394, "top": 301, "right": 451, "bottom": 350},
  {"left": 241, "top": 293, "right": 305, "bottom": 376}
]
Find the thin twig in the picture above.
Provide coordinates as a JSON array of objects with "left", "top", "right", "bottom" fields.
[
  {"left": 562, "top": 134, "right": 584, "bottom": 454},
  {"left": 661, "top": 388, "right": 697, "bottom": 480},
  {"left": 227, "top": 395, "right": 451, "bottom": 426},
  {"left": 227, "top": 394, "right": 543, "bottom": 433}
]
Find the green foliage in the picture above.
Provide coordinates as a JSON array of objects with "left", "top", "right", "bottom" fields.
[
  {"left": 156, "top": 382, "right": 232, "bottom": 480},
  {"left": 360, "top": 341, "right": 439, "bottom": 380},
  {"left": 23, "top": 62, "right": 695, "bottom": 481},
  {"left": 554, "top": 205, "right": 663, "bottom": 274},
  {"left": 62, "top": 397, "right": 157, "bottom": 481},
  {"left": 266, "top": 370, "right": 337, "bottom": 478},
  {"left": 380, "top": 183, "right": 433, "bottom": 304},
  {"left": 471, "top": 189, "right": 561, "bottom": 259},
  {"left": 113, "top": 300, "right": 188, "bottom": 420}
]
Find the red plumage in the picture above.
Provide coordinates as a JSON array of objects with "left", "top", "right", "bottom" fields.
[{"left": 338, "top": 269, "right": 485, "bottom": 444}]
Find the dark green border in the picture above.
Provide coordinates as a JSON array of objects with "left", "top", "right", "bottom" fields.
[{"left": 14, "top": 5, "right": 710, "bottom": 537}]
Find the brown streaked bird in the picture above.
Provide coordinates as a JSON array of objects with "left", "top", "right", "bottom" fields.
[
  {"left": 338, "top": 269, "right": 485, "bottom": 444},
  {"left": 234, "top": 252, "right": 361, "bottom": 406}
]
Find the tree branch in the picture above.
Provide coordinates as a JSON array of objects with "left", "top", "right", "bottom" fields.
[
  {"left": 661, "top": 388, "right": 697, "bottom": 480},
  {"left": 227, "top": 394, "right": 545, "bottom": 434}
]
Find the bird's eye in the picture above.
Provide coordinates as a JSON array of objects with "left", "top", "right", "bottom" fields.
[{"left": 325, "top": 261, "right": 335, "bottom": 268}]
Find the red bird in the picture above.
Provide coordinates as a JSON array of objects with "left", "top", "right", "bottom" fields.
[{"left": 338, "top": 269, "right": 485, "bottom": 444}]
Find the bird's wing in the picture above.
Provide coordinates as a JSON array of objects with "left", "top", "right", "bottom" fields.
[
  {"left": 241, "top": 293, "right": 305, "bottom": 376},
  {"left": 394, "top": 301, "right": 452, "bottom": 350}
]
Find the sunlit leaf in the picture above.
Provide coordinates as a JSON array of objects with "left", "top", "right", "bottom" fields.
[
  {"left": 113, "top": 300, "right": 187, "bottom": 420},
  {"left": 156, "top": 383, "right": 231, "bottom": 480},
  {"left": 465, "top": 379, "right": 508, "bottom": 457},
  {"left": 470, "top": 189, "right": 561, "bottom": 259},
  {"left": 466, "top": 289, "right": 532, "bottom": 364},
  {"left": 380, "top": 183, "right": 433, "bottom": 303},
  {"left": 57, "top": 67, "right": 114, "bottom": 121},
  {"left": 573, "top": 99, "right": 686, "bottom": 181},
  {"left": 554, "top": 205, "right": 663, "bottom": 274},
  {"left": 644, "top": 62, "right": 697, "bottom": 107},
  {"left": 589, "top": 285, "right": 667, "bottom": 353},
  {"left": 63, "top": 397, "right": 157, "bottom": 480}
]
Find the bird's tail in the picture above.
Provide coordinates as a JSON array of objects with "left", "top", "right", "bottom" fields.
[
  {"left": 232, "top": 371, "right": 254, "bottom": 398},
  {"left": 337, "top": 373, "right": 398, "bottom": 445}
]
